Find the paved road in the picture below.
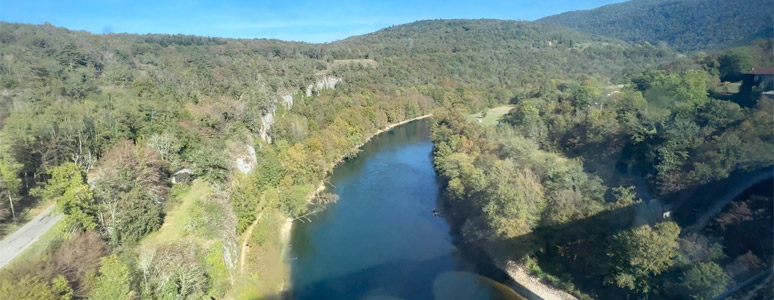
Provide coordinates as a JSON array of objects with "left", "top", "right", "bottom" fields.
[{"left": 0, "top": 205, "right": 62, "bottom": 269}]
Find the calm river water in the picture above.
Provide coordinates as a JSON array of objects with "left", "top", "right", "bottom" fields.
[{"left": 289, "top": 119, "right": 524, "bottom": 300}]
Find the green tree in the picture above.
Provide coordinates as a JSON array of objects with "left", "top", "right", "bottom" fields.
[
  {"left": 34, "top": 163, "right": 97, "bottom": 231},
  {"left": 718, "top": 47, "right": 754, "bottom": 80},
  {"left": 571, "top": 81, "right": 601, "bottom": 107},
  {"left": 89, "top": 255, "right": 134, "bottom": 300},
  {"left": 482, "top": 161, "right": 546, "bottom": 238},
  {"left": 0, "top": 275, "right": 57, "bottom": 300},
  {"left": 609, "top": 221, "right": 681, "bottom": 294},
  {"left": 50, "top": 276, "right": 73, "bottom": 300},
  {"left": 187, "top": 144, "right": 229, "bottom": 181},
  {"left": 676, "top": 262, "right": 730, "bottom": 300},
  {"left": 0, "top": 156, "right": 23, "bottom": 220},
  {"left": 609, "top": 186, "right": 641, "bottom": 209}
]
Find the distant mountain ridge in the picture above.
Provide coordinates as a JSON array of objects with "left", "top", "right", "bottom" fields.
[
  {"left": 324, "top": 19, "right": 674, "bottom": 86},
  {"left": 538, "top": 0, "right": 774, "bottom": 52}
]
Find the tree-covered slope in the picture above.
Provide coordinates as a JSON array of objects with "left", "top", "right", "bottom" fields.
[
  {"left": 336, "top": 19, "right": 673, "bottom": 83},
  {"left": 538, "top": 0, "right": 774, "bottom": 52},
  {"left": 0, "top": 20, "right": 676, "bottom": 299},
  {"left": 431, "top": 40, "right": 774, "bottom": 299}
]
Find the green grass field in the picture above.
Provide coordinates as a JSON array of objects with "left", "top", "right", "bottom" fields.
[
  {"left": 140, "top": 179, "right": 212, "bottom": 248},
  {"left": 469, "top": 105, "right": 515, "bottom": 126}
]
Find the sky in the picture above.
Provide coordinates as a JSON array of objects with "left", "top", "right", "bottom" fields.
[{"left": 0, "top": 0, "right": 626, "bottom": 43}]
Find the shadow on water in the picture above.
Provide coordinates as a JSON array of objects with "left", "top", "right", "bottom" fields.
[
  {"left": 278, "top": 198, "right": 655, "bottom": 299},
  {"left": 282, "top": 117, "right": 773, "bottom": 300}
]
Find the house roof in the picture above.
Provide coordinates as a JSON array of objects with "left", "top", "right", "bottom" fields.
[{"left": 748, "top": 67, "right": 774, "bottom": 75}]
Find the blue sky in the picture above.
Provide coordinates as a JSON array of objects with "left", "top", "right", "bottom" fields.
[{"left": 0, "top": 0, "right": 625, "bottom": 43}]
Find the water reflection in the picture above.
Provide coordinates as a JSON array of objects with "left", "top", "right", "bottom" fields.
[{"left": 433, "top": 272, "right": 525, "bottom": 300}]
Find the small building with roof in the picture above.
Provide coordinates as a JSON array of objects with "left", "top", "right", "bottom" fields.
[{"left": 748, "top": 67, "right": 774, "bottom": 85}]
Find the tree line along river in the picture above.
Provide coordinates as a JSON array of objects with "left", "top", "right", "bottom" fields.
[{"left": 288, "top": 119, "right": 525, "bottom": 300}]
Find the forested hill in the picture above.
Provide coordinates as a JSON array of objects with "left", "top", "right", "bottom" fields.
[
  {"left": 339, "top": 19, "right": 624, "bottom": 54},
  {"left": 538, "top": 0, "right": 774, "bottom": 52},
  {"left": 0, "top": 20, "right": 675, "bottom": 299},
  {"left": 336, "top": 19, "right": 658, "bottom": 79},
  {"left": 432, "top": 40, "right": 774, "bottom": 299},
  {"left": 328, "top": 19, "right": 674, "bottom": 101}
]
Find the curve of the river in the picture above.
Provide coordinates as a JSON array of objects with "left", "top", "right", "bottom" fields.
[{"left": 288, "top": 119, "right": 524, "bottom": 300}]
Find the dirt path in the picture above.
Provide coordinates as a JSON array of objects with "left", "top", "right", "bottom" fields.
[
  {"left": 0, "top": 205, "right": 62, "bottom": 269},
  {"left": 239, "top": 211, "right": 263, "bottom": 274}
]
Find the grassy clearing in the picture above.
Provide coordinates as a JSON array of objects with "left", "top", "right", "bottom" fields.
[
  {"left": 469, "top": 105, "right": 515, "bottom": 126},
  {"left": 719, "top": 81, "right": 742, "bottom": 94},
  {"left": 332, "top": 58, "right": 378, "bottom": 68},
  {"left": 141, "top": 179, "right": 290, "bottom": 299},
  {"left": 316, "top": 59, "right": 379, "bottom": 75},
  {"left": 140, "top": 180, "right": 213, "bottom": 248},
  {"left": 139, "top": 179, "right": 240, "bottom": 297}
]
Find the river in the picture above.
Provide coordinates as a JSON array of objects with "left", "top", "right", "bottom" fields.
[{"left": 288, "top": 119, "right": 524, "bottom": 300}]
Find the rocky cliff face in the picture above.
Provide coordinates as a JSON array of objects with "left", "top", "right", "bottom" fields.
[
  {"left": 259, "top": 76, "right": 341, "bottom": 143},
  {"left": 234, "top": 144, "right": 257, "bottom": 174},
  {"left": 305, "top": 76, "right": 341, "bottom": 97},
  {"left": 259, "top": 111, "right": 274, "bottom": 143},
  {"left": 280, "top": 94, "right": 293, "bottom": 108}
]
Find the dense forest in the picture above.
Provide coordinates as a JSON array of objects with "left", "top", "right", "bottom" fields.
[
  {"left": 0, "top": 19, "right": 679, "bottom": 299},
  {"left": 539, "top": 0, "right": 774, "bottom": 52},
  {"left": 432, "top": 40, "right": 774, "bottom": 299}
]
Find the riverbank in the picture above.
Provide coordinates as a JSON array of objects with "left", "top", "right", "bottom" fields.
[
  {"left": 299, "top": 114, "right": 435, "bottom": 210},
  {"left": 444, "top": 214, "right": 579, "bottom": 300},
  {"left": 276, "top": 114, "right": 433, "bottom": 293},
  {"left": 300, "top": 114, "right": 434, "bottom": 207},
  {"left": 278, "top": 112, "right": 575, "bottom": 299},
  {"left": 499, "top": 260, "right": 577, "bottom": 300},
  {"left": 330, "top": 114, "right": 435, "bottom": 168}
]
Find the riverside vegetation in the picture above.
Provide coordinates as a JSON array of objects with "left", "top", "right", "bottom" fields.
[
  {"left": 431, "top": 40, "right": 774, "bottom": 299},
  {"left": 0, "top": 0, "right": 772, "bottom": 298}
]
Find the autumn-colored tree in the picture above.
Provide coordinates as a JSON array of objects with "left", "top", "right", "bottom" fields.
[
  {"left": 0, "top": 274, "right": 68, "bottom": 300},
  {"left": 52, "top": 231, "right": 106, "bottom": 295},
  {"left": 92, "top": 141, "right": 168, "bottom": 246}
]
